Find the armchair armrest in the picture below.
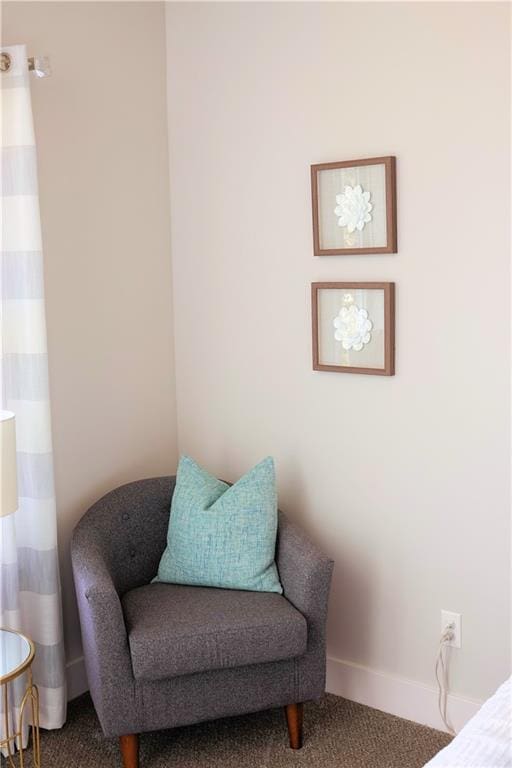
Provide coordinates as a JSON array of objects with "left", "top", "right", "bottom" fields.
[
  {"left": 71, "top": 526, "right": 137, "bottom": 736},
  {"left": 71, "top": 477, "right": 175, "bottom": 736},
  {"left": 277, "top": 512, "right": 334, "bottom": 648},
  {"left": 71, "top": 527, "right": 132, "bottom": 669}
]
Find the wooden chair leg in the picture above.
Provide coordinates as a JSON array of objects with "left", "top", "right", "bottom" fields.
[
  {"left": 284, "top": 702, "right": 304, "bottom": 749},
  {"left": 120, "top": 734, "right": 139, "bottom": 768}
]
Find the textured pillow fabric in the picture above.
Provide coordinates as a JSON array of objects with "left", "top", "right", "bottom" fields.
[{"left": 154, "top": 456, "right": 283, "bottom": 594}]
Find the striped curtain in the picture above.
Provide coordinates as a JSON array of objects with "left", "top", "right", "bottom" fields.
[{"left": 1, "top": 44, "right": 66, "bottom": 732}]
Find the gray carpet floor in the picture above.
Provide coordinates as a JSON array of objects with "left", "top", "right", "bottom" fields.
[{"left": 35, "top": 693, "right": 451, "bottom": 767}]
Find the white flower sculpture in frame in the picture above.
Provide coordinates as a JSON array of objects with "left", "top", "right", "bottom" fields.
[
  {"left": 334, "top": 185, "right": 373, "bottom": 233},
  {"left": 310, "top": 156, "right": 397, "bottom": 255},
  {"left": 311, "top": 282, "right": 395, "bottom": 376},
  {"left": 333, "top": 304, "right": 373, "bottom": 351}
]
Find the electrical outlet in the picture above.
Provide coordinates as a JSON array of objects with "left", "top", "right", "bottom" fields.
[{"left": 441, "top": 610, "right": 461, "bottom": 648}]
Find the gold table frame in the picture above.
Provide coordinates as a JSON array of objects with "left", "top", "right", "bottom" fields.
[{"left": 0, "top": 628, "right": 40, "bottom": 767}]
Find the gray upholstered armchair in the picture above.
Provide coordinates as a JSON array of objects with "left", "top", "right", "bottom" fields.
[{"left": 71, "top": 477, "right": 333, "bottom": 768}]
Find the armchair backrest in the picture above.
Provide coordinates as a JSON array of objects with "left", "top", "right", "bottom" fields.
[
  {"left": 72, "top": 476, "right": 296, "bottom": 600},
  {"left": 73, "top": 477, "right": 176, "bottom": 596}
]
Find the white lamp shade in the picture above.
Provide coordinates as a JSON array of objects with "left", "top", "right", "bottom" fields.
[{"left": 1, "top": 411, "right": 18, "bottom": 517}]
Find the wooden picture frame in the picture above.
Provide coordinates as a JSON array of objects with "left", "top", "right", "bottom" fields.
[
  {"left": 312, "top": 282, "right": 395, "bottom": 376},
  {"left": 311, "top": 156, "right": 397, "bottom": 256}
]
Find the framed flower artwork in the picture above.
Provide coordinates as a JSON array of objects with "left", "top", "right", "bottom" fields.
[
  {"left": 311, "top": 157, "right": 397, "bottom": 255},
  {"left": 312, "top": 282, "right": 395, "bottom": 375}
]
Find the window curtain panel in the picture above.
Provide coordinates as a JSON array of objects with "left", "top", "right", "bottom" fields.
[{"left": 1, "top": 44, "right": 66, "bottom": 738}]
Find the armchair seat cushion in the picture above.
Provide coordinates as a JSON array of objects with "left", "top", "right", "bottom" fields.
[{"left": 122, "top": 582, "right": 307, "bottom": 682}]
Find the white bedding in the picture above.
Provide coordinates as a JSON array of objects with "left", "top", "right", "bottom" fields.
[{"left": 425, "top": 677, "right": 512, "bottom": 767}]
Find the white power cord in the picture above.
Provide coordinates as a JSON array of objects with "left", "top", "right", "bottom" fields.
[{"left": 435, "top": 625, "right": 456, "bottom": 735}]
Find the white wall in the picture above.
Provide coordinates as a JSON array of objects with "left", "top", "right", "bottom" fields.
[
  {"left": 165, "top": 0, "right": 510, "bottom": 717},
  {"left": 2, "top": 2, "right": 178, "bottom": 681}
]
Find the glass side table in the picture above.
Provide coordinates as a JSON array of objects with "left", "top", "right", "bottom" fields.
[{"left": 0, "top": 628, "right": 40, "bottom": 767}]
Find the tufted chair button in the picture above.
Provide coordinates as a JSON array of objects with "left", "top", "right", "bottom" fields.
[
  {"left": 129, "top": 549, "right": 136, "bottom": 558},
  {"left": 122, "top": 512, "right": 129, "bottom": 521}
]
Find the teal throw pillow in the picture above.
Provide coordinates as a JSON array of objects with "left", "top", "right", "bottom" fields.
[{"left": 154, "top": 455, "right": 283, "bottom": 594}]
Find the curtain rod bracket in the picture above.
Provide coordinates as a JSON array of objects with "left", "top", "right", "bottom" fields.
[
  {"left": 0, "top": 51, "right": 51, "bottom": 78},
  {"left": 0, "top": 51, "right": 12, "bottom": 72}
]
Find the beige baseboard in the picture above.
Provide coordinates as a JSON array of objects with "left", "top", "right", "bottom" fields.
[
  {"left": 66, "top": 656, "right": 88, "bottom": 701},
  {"left": 326, "top": 655, "right": 482, "bottom": 734}
]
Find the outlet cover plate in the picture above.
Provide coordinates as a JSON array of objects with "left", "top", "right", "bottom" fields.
[{"left": 441, "top": 610, "right": 461, "bottom": 648}]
